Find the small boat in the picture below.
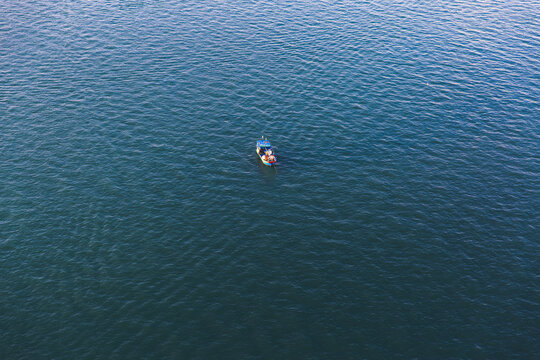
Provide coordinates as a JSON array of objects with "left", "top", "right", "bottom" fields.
[{"left": 256, "top": 137, "right": 277, "bottom": 166}]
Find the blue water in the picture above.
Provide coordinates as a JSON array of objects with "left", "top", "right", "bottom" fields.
[{"left": 1, "top": 0, "right": 539, "bottom": 358}]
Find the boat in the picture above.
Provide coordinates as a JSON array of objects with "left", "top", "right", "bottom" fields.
[{"left": 256, "top": 137, "right": 277, "bottom": 166}]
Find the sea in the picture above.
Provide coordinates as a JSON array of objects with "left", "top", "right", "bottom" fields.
[{"left": 1, "top": 0, "right": 538, "bottom": 358}]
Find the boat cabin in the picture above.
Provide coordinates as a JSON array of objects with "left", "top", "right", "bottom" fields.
[{"left": 256, "top": 140, "right": 273, "bottom": 155}]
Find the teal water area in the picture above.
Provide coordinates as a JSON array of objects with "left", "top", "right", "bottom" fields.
[{"left": 1, "top": 0, "right": 539, "bottom": 358}]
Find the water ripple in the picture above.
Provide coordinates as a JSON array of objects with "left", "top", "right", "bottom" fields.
[{"left": 1, "top": 0, "right": 539, "bottom": 359}]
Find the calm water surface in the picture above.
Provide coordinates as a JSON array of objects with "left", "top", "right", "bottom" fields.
[{"left": 1, "top": 0, "right": 539, "bottom": 358}]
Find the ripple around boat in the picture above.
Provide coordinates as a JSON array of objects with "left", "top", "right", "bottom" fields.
[{"left": 1, "top": 0, "right": 539, "bottom": 359}]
